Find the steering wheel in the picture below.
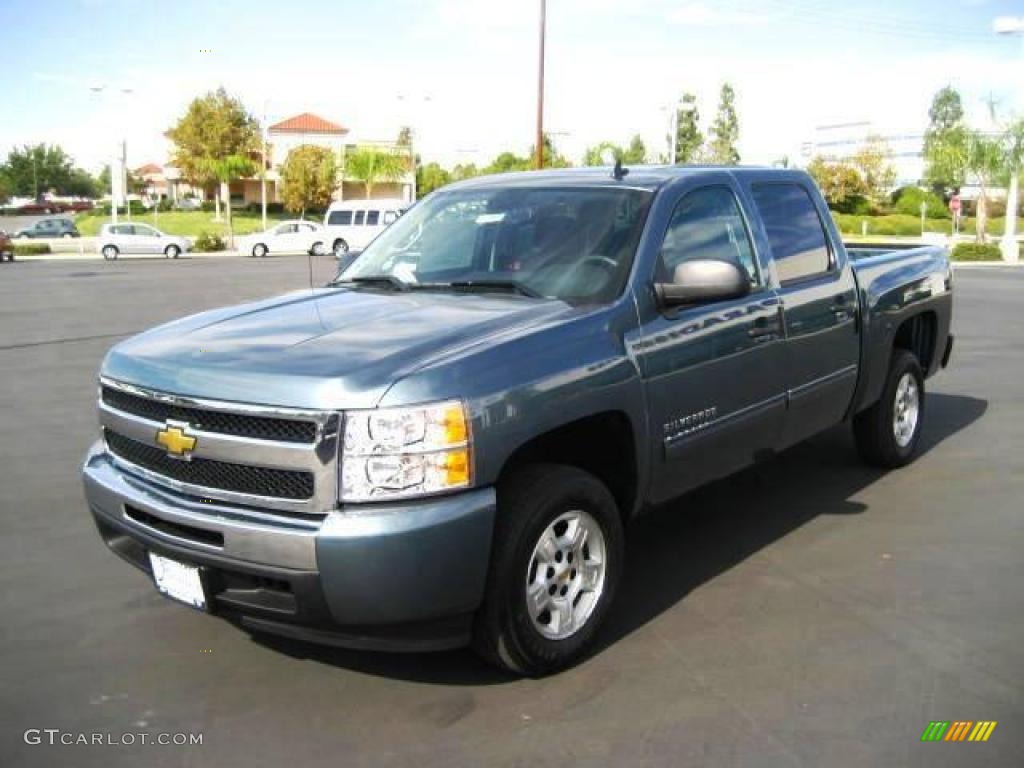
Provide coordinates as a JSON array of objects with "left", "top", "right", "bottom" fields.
[{"left": 579, "top": 255, "right": 618, "bottom": 271}]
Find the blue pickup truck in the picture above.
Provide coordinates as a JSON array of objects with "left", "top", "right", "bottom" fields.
[{"left": 83, "top": 166, "right": 953, "bottom": 675}]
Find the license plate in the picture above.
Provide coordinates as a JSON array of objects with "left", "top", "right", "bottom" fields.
[{"left": 148, "top": 553, "right": 206, "bottom": 610}]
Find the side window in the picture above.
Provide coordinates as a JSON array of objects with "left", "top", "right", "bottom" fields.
[
  {"left": 328, "top": 210, "right": 352, "bottom": 226},
  {"left": 354, "top": 211, "right": 366, "bottom": 226},
  {"left": 750, "top": 183, "right": 832, "bottom": 284},
  {"left": 366, "top": 210, "right": 380, "bottom": 226},
  {"left": 658, "top": 186, "right": 758, "bottom": 286},
  {"left": 382, "top": 210, "right": 398, "bottom": 225}
]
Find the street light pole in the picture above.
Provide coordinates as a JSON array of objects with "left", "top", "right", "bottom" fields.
[
  {"left": 994, "top": 15, "right": 1024, "bottom": 263},
  {"left": 535, "top": 0, "right": 546, "bottom": 170}
]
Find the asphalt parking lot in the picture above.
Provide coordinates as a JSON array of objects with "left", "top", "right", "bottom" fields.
[{"left": 1, "top": 257, "right": 1021, "bottom": 767}]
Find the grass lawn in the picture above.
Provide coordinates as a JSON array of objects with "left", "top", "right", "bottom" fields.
[{"left": 74, "top": 210, "right": 300, "bottom": 238}]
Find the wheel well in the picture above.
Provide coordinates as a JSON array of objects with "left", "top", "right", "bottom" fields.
[
  {"left": 499, "top": 412, "right": 638, "bottom": 521},
  {"left": 893, "top": 312, "right": 937, "bottom": 373}
]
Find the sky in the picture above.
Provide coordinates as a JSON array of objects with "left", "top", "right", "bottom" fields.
[{"left": 0, "top": 0, "right": 1022, "bottom": 173}]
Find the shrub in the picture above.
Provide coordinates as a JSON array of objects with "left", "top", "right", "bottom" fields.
[
  {"left": 200, "top": 201, "right": 216, "bottom": 212},
  {"left": 192, "top": 231, "right": 226, "bottom": 252},
  {"left": 951, "top": 243, "right": 1002, "bottom": 261},
  {"left": 892, "top": 187, "right": 949, "bottom": 219},
  {"left": 246, "top": 202, "right": 285, "bottom": 214},
  {"left": 13, "top": 242, "right": 51, "bottom": 255}
]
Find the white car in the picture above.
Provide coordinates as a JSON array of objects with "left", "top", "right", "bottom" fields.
[
  {"left": 323, "top": 199, "right": 407, "bottom": 257},
  {"left": 97, "top": 223, "right": 191, "bottom": 260},
  {"left": 236, "top": 220, "right": 327, "bottom": 258}
]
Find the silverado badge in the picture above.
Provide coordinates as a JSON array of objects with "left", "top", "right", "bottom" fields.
[{"left": 156, "top": 421, "right": 197, "bottom": 460}]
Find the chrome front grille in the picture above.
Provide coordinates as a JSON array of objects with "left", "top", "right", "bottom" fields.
[
  {"left": 101, "top": 385, "right": 318, "bottom": 443},
  {"left": 104, "top": 430, "right": 316, "bottom": 500},
  {"left": 98, "top": 377, "right": 340, "bottom": 516}
]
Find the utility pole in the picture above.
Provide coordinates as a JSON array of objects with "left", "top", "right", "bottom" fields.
[
  {"left": 122, "top": 140, "right": 130, "bottom": 221},
  {"left": 994, "top": 15, "right": 1024, "bottom": 263},
  {"left": 535, "top": 0, "right": 546, "bottom": 170},
  {"left": 260, "top": 101, "right": 269, "bottom": 232}
]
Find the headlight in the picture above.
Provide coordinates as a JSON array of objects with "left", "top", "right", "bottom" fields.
[{"left": 340, "top": 400, "right": 471, "bottom": 502}]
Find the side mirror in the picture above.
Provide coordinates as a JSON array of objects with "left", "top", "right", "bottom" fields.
[{"left": 654, "top": 259, "right": 750, "bottom": 309}]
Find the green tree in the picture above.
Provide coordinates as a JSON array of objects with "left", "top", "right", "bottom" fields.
[
  {"left": 451, "top": 163, "right": 479, "bottom": 181},
  {"left": 583, "top": 135, "right": 647, "bottom": 166},
  {"left": 923, "top": 86, "right": 967, "bottom": 193},
  {"left": 851, "top": 134, "right": 897, "bottom": 205},
  {"left": 199, "top": 155, "right": 255, "bottom": 245},
  {"left": 527, "top": 134, "right": 571, "bottom": 170},
  {"left": 280, "top": 145, "right": 337, "bottom": 218},
  {"left": 416, "top": 162, "right": 452, "bottom": 197},
  {"left": 670, "top": 93, "right": 703, "bottom": 164},
  {"left": 706, "top": 84, "right": 740, "bottom": 165},
  {"left": 0, "top": 172, "right": 11, "bottom": 204},
  {"left": 1, "top": 144, "right": 75, "bottom": 197},
  {"left": 965, "top": 132, "right": 1004, "bottom": 243},
  {"left": 65, "top": 168, "right": 100, "bottom": 198},
  {"left": 484, "top": 151, "right": 532, "bottom": 174},
  {"left": 806, "top": 155, "right": 866, "bottom": 211},
  {"left": 343, "top": 146, "right": 408, "bottom": 199},
  {"left": 166, "top": 88, "right": 259, "bottom": 220}
]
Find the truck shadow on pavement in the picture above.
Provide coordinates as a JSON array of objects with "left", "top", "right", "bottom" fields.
[{"left": 253, "top": 392, "right": 987, "bottom": 685}]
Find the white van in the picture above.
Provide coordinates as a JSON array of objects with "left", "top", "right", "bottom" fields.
[{"left": 323, "top": 199, "right": 408, "bottom": 257}]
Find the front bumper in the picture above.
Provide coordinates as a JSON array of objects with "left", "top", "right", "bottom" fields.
[{"left": 83, "top": 443, "right": 496, "bottom": 651}]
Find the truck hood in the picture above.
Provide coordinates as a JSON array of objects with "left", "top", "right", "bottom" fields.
[{"left": 102, "top": 286, "right": 574, "bottom": 409}]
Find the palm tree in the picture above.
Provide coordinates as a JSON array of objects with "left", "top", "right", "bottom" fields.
[
  {"left": 965, "top": 132, "right": 1003, "bottom": 244},
  {"left": 1000, "top": 119, "right": 1024, "bottom": 261},
  {"left": 343, "top": 147, "right": 408, "bottom": 199},
  {"left": 200, "top": 155, "right": 255, "bottom": 246}
]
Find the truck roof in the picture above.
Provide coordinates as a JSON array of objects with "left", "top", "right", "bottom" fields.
[{"left": 445, "top": 165, "right": 807, "bottom": 192}]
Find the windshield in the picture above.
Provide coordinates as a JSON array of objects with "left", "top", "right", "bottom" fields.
[{"left": 337, "top": 186, "right": 652, "bottom": 303}]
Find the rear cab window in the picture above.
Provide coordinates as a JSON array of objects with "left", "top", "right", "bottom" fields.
[{"left": 750, "top": 183, "right": 833, "bottom": 284}]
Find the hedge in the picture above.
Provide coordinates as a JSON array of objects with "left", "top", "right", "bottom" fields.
[
  {"left": 13, "top": 243, "right": 51, "bottom": 255},
  {"left": 951, "top": 243, "right": 1003, "bottom": 262}
]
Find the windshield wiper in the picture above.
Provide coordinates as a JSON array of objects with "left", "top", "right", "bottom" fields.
[
  {"left": 443, "top": 280, "right": 544, "bottom": 299},
  {"left": 337, "top": 275, "right": 410, "bottom": 292}
]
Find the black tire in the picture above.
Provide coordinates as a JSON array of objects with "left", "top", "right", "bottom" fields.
[
  {"left": 333, "top": 239, "right": 349, "bottom": 257},
  {"left": 310, "top": 241, "right": 325, "bottom": 256},
  {"left": 252, "top": 243, "right": 268, "bottom": 258},
  {"left": 165, "top": 245, "right": 180, "bottom": 259},
  {"left": 853, "top": 349, "right": 925, "bottom": 468},
  {"left": 473, "top": 464, "right": 624, "bottom": 676},
  {"left": 101, "top": 245, "right": 118, "bottom": 261}
]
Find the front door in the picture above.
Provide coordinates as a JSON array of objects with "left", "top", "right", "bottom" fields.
[
  {"left": 633, "top": 183, "right": 787, "bottom": 505},
  {"left": 747, "top": 182, "right": 860, "bottom": 447}
]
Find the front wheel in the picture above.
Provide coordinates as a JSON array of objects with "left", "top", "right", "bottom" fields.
[
  {"left": 853, "top": 349, "right": 925, "bottom": 468},
  {"left": 473, "top": 464, "right": 624, "bottom": 676},
  {"left": 101, "top": 245, "right": 118, "bottom": 261},
  {"left": 310, "top": 241, "right": 325, "bottom": 256},
  {"left": 165, "top": 245, "right": 180, "bottom": 259},
  {"left": 62, "top": 232, "right": 74, "bottom": 239},
  {"left": 332, "top": 239, "right": 349, "bottom": 258}
]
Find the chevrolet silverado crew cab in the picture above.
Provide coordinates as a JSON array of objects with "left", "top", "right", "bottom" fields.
[{"left": 83, "top": 166, "right": 953, "bottom": 675}]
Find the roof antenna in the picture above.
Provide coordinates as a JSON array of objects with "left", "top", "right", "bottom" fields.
[{"left": 612, "top": 158, "right": 629, "bottom": 180}]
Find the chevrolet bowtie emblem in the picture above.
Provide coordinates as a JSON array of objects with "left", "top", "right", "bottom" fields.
[{"left": 156, "top": 422, "right": 197, "bottom": 459}]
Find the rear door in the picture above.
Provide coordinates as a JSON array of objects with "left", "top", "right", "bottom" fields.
[
  {"left": 633, "top": 180, "right": 787, "bottom": 504},
  {"left": 747, "top": 181, "right": 859, "bottom": 447}
]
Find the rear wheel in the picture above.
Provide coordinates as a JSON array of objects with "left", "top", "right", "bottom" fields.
[
  {"left": 252, "top": 243, "right": 268, "bottom": 258},
  {"left": 101, "top": 245, "right": 118, "bottom": 261},
  {"left": 853, "top": 349, "right": 924, "bottom": 468},
  {"left": 333, "top": 239, "right": 349, "bottom": 257},
  {"left": 473, "top": 464, "right": 624, "bottom": 676},
  {"left": 310, "top": 241, "right": 325, "bottom": 256},
  {"left": 62, "top": 232, "right": 74, "bottom": 239}
]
